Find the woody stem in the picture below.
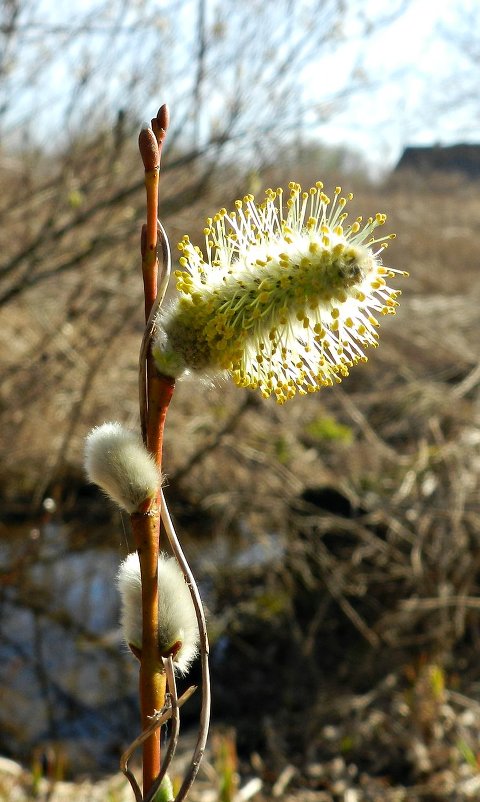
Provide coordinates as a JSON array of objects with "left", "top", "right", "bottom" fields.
[{"left": 136, "top": 105, "right": 172, "bottom": 797}]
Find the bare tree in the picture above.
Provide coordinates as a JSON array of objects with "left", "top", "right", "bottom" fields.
[{"left": 0, "top": 0, "right": 413, "bottom": 503}]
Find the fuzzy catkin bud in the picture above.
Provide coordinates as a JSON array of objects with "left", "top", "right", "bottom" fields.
[
  {"left": 84, "top": 422, "right": 160, "bottom": 513},
  {"left": 117, "top": 552, "right": 199, "bottom": 675}
]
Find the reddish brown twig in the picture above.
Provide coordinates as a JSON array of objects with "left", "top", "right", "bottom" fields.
[
  {"left": 143, "top": 656, "right": 181, "bottom": 802},
  {"left": 139, "top": 104, "right": 170, "bottom": 322},
  {"left": 121, "top": 682, "right": 197, "bottom": 802},
  {"left": 139, "top": 221, "right": 171, "bottom": 445},
  {"left": 134, "top": 104, "right": 175, "bottom": 798}
]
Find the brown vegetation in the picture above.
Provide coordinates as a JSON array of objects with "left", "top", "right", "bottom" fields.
[{"left": 1, "top": 145, "right": 480, "bottom": 801}]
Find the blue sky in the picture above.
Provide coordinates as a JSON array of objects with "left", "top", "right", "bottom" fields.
[
  {"left": 301, "top": 0, "right": 479, "bottom": 169},
  {"left": 2, "top": 0, "right": 478, "bottom": 172}
]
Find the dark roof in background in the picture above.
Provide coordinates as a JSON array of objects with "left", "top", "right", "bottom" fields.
[{"left": 395, "top": 143, "right": 480, "bottom": 176}]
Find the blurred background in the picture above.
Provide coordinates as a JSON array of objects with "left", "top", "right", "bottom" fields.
[{"left": 1, "top": 1, "right": 480, "bottom": 799}]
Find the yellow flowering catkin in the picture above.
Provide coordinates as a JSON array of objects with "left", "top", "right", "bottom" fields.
[{"left": 153, "top": 182, "right": 407, "bottom": 403}]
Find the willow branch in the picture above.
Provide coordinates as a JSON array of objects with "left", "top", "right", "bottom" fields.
[
  {"left": 135, "top": 104, "right": 174, "bottom": 798},
  {"left": 139, "top": 221, "right": 171, "bottom": 446},
  {"left": 139, "top": 104, "right": 169, "bottom": 321},
  {"left": 120, "top": 684, "right": 196, "bottom": 802},
  {"left": 144, "top": 657, "right": 181, "bottom": 802}
]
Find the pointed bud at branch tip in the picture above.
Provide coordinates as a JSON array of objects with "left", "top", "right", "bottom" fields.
[
  {"left": 118, "top": 552, "right": 199, "bottom": 676},
  {"left": 155, "top": 104, "right": 170, "bottom": 138},
  {"left": 157, "top": 104, "right": 170, "bottom": 130},
  {"left": 139, "top": 126, "right": 160, "bottom": 171},
  {"left": 84, "top": 422, "right": 162, "bottom": 513}
]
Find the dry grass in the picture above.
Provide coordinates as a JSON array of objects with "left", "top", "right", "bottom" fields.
[{"left": 1, "top": 155, "right": 480, "bottom": 800}]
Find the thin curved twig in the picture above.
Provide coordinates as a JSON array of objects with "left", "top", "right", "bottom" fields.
[
  {"left": 160, "top": 491, "right": 211, "bottom": 802},
  {"left": 139, "top": 220, "right": 171, "bottom": 444},
  {"left": 144, "top": 656, "right": 180, "bottom": 802},
  {"left": 120, "top": 685, "right": 196, "bottom": 802}
]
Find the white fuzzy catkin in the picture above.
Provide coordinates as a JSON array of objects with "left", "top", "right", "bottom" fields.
[
  {"left": 117, "top": 552, "right": 199, "bottom": 675},
  {"left": 84, "top": 422, "right": 160, "bottom": 513}
]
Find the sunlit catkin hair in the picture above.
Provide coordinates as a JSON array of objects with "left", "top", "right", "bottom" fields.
[
  {"left": 153, "top": 181, "right": 407, "bottom": 403},
  {"left": 84, "top": 422, "right": 161, "bottom": 513},
  {"left": 117, "top": 552, "right": 199, "bottom": 675}
]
